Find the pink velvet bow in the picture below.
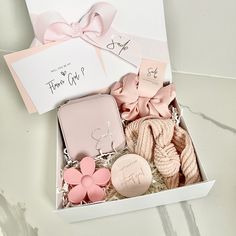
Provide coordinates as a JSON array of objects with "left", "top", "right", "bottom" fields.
[
  {"left": 110, "top": 73, "right": 176, "bottom": 121},
  {"left": 33, "top": 2, "right": 140, "bottom": 66}
]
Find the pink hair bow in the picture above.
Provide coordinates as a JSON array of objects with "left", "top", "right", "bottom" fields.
[
  {"left": 32, "top": 2, "right": 140, "bottom": 66},
  {"left": 110, "top": 73, "right": 176, "bottom": 121}
]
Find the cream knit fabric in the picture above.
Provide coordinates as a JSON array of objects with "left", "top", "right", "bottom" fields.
[{"left": 125, "top": 116, "right": 201, "bottom": 188}]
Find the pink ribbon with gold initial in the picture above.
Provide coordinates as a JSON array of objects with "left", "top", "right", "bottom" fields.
[{"left": 32, "top": 2, "right": 140, "bottom": 67}]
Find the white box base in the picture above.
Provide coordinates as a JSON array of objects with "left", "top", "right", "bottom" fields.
[{"left": 55, "top": 99, "right": 215, "bottom": 223}]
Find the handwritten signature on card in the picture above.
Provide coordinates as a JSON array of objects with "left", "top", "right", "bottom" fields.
[
  {"left": 147, "top": 67, "right": 158, "bottom": 79},
  {"left": 45, "top": 67, "right": 85, "bottom": 95},
  {"left": 106, "top": 37, "right": 131, "bottom": 56}
]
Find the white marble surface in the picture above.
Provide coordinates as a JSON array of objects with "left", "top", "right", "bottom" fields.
[
  {"left": 0, "top": 0, "right": 236, "bottom": 235},
  {"left": 163, "top": 0, "right": 236, "bottom": 78}
]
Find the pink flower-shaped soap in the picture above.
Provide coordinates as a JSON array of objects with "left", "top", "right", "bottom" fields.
[{"left": 63, "top": 157, "right": 111, "bottom": 204}]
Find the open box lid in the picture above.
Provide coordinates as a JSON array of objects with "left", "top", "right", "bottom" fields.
[{"left": 4, "top": 0, "right": 172, "bottom": 114}]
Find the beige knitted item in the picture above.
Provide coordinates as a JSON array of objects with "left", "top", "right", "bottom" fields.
[
  {"left": 172, "top": 125, "right": 202, "bottom": 185},
  {"left": 125, "top": 116, "right": 201, "bottom": 188}
]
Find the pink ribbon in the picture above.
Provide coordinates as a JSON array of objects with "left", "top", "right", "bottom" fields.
[
  {"left": 33, "top": 2, "right": 140, "bottom": 66},
  {"left": 110, "top": 73, "right": 176, "bottom": 121}
]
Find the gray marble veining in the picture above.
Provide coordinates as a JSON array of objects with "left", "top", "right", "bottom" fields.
[
  {"left": 157, "top": 206, "right": 177, "bottom": 236},
  {"left": 157, "top": 202, "right": 202, "bottom": 236},
  {"left": 180, "top": 104, "right": 236, "bottom": 134},
  {"left": 0, "top": 191, "right": 38, "bottom": 236},
  {"left": 181, "top": 202, "right": 201, "bottom": 236}
]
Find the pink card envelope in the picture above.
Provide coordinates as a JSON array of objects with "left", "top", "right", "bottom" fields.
[{"left": 4, "top": 43, "right": 57, "bottom": 113}]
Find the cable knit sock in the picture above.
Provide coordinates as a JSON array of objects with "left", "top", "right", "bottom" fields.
[
  {"left": 126, "top": 116, "right": 156, "bottom": 161},
  {"left": 125, "top": 117, "right": 201, "bottom": 189},
  {"left": 172, "top": 126, "right": 202, "bottom": 184}
]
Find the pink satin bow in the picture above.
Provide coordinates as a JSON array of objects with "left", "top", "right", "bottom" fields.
[
  {"left": 110, "top": 73, "right": 176, "bottom": 121},
  {"left": 34, "top": 2, "right": 116, "bottom": 44},
  {"left": 33, "top": 2, "right": 140, "bottom": 66}
]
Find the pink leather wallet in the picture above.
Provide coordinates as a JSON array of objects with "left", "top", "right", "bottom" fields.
[{"left": 58, "top": 94, "right": 125, "bottom": 160}]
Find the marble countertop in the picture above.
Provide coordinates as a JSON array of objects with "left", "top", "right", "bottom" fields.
[{"left": 0, "top": 0, "right": 236, "bottom": 235}]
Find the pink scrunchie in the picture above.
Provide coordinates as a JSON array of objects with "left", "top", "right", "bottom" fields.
[{"left": 110, "top": 73, "right": 176, "bottom": 121}]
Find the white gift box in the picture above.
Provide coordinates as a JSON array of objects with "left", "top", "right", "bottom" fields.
[
  {"left": 5, "top": 0, "right": 214, "bottom": 223},
  {"left": 55, "top": 101, "right": 215, "bottom": 223}
]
